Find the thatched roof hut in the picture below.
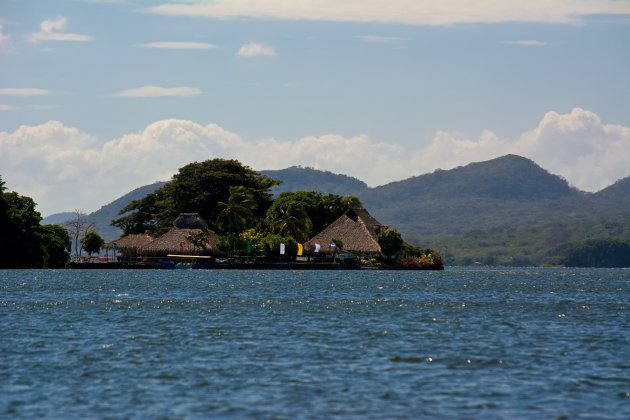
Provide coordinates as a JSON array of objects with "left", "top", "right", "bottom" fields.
[
  {"left": 105, "top": 233, "right": 155, "bottom": 257},
  {"left": 174, "top": 213, "right": 208, "bottom": 229},
  {"left": 140, "top": 213, "right": 218, "bottom": 256},
  {"left": 304, "top": 208, "right": 386, "bottom": 255}
]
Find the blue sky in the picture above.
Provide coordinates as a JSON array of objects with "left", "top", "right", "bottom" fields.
[{"left": 1, "top": 0, "right": 629, "bottom": 216}]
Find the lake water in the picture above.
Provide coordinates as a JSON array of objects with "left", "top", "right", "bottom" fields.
[{"left": 1, "top": 268, "right": 628, "bottom": 419}]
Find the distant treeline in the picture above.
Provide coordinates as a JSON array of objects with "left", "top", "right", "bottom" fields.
[{"left": 559, "top": 238, "right": 630, "bottom": 268}]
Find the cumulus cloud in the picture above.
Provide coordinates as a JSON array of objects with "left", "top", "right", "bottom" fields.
[
  {"left": 146, "top": 0, "right": 630, "bottom": 26},
  {"left": 0, "top": 22, "right": 10, "bottom": 45},
  {"left": 137, "top": 41, "right": 216, "bottom": 50},
  {"left": 0, "top": 88, "right": 52, "bottom": 96},
  {"left": 237, "top": 42, "right": 276, "bottom": 57},
  {"left": 26, "top": 16, "right": 93, "bottom": 43},
  {"left": 1, "top": 108, "right": 628, "bottom": 216},
  {"left": 114, "top": 86, "right": 202, "bottom": 97}
]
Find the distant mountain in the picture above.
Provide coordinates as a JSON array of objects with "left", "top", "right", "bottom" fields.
[
  {"left": 361, "top": 155, "right": 588, "bottom": 239},
  {"left": 595, "top": 176, "right": 630, "bottom": 201},
  {"left": 87, "top": 181, "right": 166, "bottom": 241},
  {"left": 43, "top": 182, "right": 165, "bottom": 242},
  {"left": 367, "top": 155, "right": 577, "bottom": 201},
  {"left": 41, "top": 155, "right": 630, "bottom": 265},
  {"left": 261, "top": 166, "right": 368, "bottom": 197},
  {"left": 41, "top": 212, "right": 75, "bottom": 226}
]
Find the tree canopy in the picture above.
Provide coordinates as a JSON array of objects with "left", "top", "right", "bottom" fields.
[
  {"left": 113, "top": 159, "right": 279, "bottom": 235},
  {"left": 40, "top": 224, "right": 72, "bottom": 268},
  {"left": 0, "top": 177, "right": 44, "bottom": 267},
  {"left": 562, "top": 238, "right": 630, "bottom": 268},
  {"left": 377, "top": 227, "right": 404, "bottom": 259},
  {"left": 0, "top": 174, "right": 72, "bottom": 268},
  {"left": 264, "top": 191, "right": 362, "bottom": 241},
  {"left": 81, "top": 230, "right": 105, "bottom": 256}
]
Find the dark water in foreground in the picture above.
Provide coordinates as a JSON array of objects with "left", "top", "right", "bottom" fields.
[{"left": 1, "top": 268, "right": 628, "bottom": 419}]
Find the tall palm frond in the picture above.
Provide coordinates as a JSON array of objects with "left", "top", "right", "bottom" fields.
[{"left": 217, "top": 186, "right": 258, "bottom": 235}]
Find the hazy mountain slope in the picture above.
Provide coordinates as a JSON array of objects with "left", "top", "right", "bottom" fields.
[
  {"left": 366, "top": 155, "right": 577, "bottom": 201},
  {"left": 261, "top": 166, "right": 368, "bottom": 197},
  {"left": 43, "top": 182, "right": 165, "bottom": 242},
  {"left": 594, "top": 176, "right": 630, "bottom": 210},
  {"left": 597, "top": 176, "right": 630, "bottom": 197},
  {"left": 88, "top": 182, "right": 166, "bottom": 241},
  {"left": 42, "top": 212, "right": 75, "bottom": 226},
  {"left": 361, "top": 155, "right": 589, "bottom": 240}
]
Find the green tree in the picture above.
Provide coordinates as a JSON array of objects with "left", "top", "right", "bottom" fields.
[
  {"left": 0, "top": 181, "right": 44, "bottom": 267},
  {"left": 81, "top": 230, "right": 105, "bottom": 256},
  {"left": 113, "top": 159, "right": 279, "bottom": 235},
  {"left": 267, "top": 200, "right": 312, "bottom": 243},
  {"left": 260, "top": 234, "right": 298, "bottom": 256},
  {"left": 40, "top": 224, "right": 72, "bottom": 268},
  {"left": 217, "top": 186, "right": 258, "bottom": 235},
  {"left": 64, "top": 210, "right": 95, "bottom": 257},
  {"left": 185, "top": 231, "right": 212, "bottom": 253},
  {"left": 378, "top": 227, "right": 404, "bottom": 260},
  {"left": 113, "top": 188, "right": 173, "bottom": 236},
  {"left": 265, "top": 191, "right": 361, "bottom": 239},
  {"left": 563, "top": 238, "right": 630, "bottom": 267}
]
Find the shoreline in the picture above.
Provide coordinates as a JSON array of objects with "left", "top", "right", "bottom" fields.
[{"left": 66, "top": 262, "right": 444, "bottom": 270}]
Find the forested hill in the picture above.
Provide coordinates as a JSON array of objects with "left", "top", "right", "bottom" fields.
[
  {"left": 261, "top": 166, "right": 367, "bottom": 197},
  {"left": 595, "top": 176, "right": 630, "bottom": 201},
  {"left": 362, "top": 155, "right": 585, "bottom": 238},
  {"left": 367, "top": 154, "right": 578, "bottom": 200}
]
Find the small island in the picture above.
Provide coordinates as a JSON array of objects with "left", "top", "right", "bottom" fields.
[
  {"left": 99, "top": 159, "right": 443, "bottom": 270},
  {"left": 0, "top": 159, "right": 443, "bottom": 270}
]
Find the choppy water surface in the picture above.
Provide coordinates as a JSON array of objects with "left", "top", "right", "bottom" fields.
[{"left": 1, "top": 268, "right": 628, "bottom": 419}]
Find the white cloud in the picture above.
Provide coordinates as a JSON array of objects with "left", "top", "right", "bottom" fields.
[
  {"left": 114, "top": 86, "right": 202, "bottom": 97},
  {"left": 0, "top": 88, "right": 52, "bottom": 96},
  {"left": 0, "top": 23, "right": 10, "bottom": 45},
  {"left": 415, "top": 108, "right": 630, "bottom": 191},
  {"left": 146, "top": 0, "right": 630, "bottom": 26},
  {"left": 237, "top": 42, "right": 276, "bottom": 57},
  {"left": 502, "top": 40, "right": 547, "bottom": 46},
  {"left": 26, "top": 16, "right": 93, "bottom": 43},
  {"left": 137, "top": 41, "right": 216, "bottom": 50},
  {"left": 0, "top": 104, "right": 17, "bottom": 111},
  {"left": 1, "top": 108, "right": 628, "bottom": 216}
]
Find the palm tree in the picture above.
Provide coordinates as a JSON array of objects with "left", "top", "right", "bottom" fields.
[
  {"left": 270, "top": 201, "right": 312, "bottom": 243},
  {"left": 217, "top": 186, "right": 258, "bottom": 236}
]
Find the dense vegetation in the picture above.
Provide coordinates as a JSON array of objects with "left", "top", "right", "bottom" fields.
[
  {"left": 112, "top": 159, "right": 387, "bottom": 260},
  {"left": 0, "top": 175, "right": 71, "bottom": 268},
  {"left": 113, "top": 160, "right": 279, "bottom": 236},
  {"left": 560, "top": 238, "right": 630, "bottom": 268}
]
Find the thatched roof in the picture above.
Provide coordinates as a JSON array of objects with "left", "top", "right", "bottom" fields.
[
  {"left": 174, "top": 213, "right": 208, "bottom": 229},
  {"left": 105, "top": 233, "right": 154, "bottom": 255},
  {"left": 304, "top": 208, "right": 386, "bottom": 255},
  {"left": 140, "top": 227, "right": 219, "bottom": 256}
]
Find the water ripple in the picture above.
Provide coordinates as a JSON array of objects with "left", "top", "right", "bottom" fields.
[{"left": 1, "top": 268, "right": 628, "bottom": 419}]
